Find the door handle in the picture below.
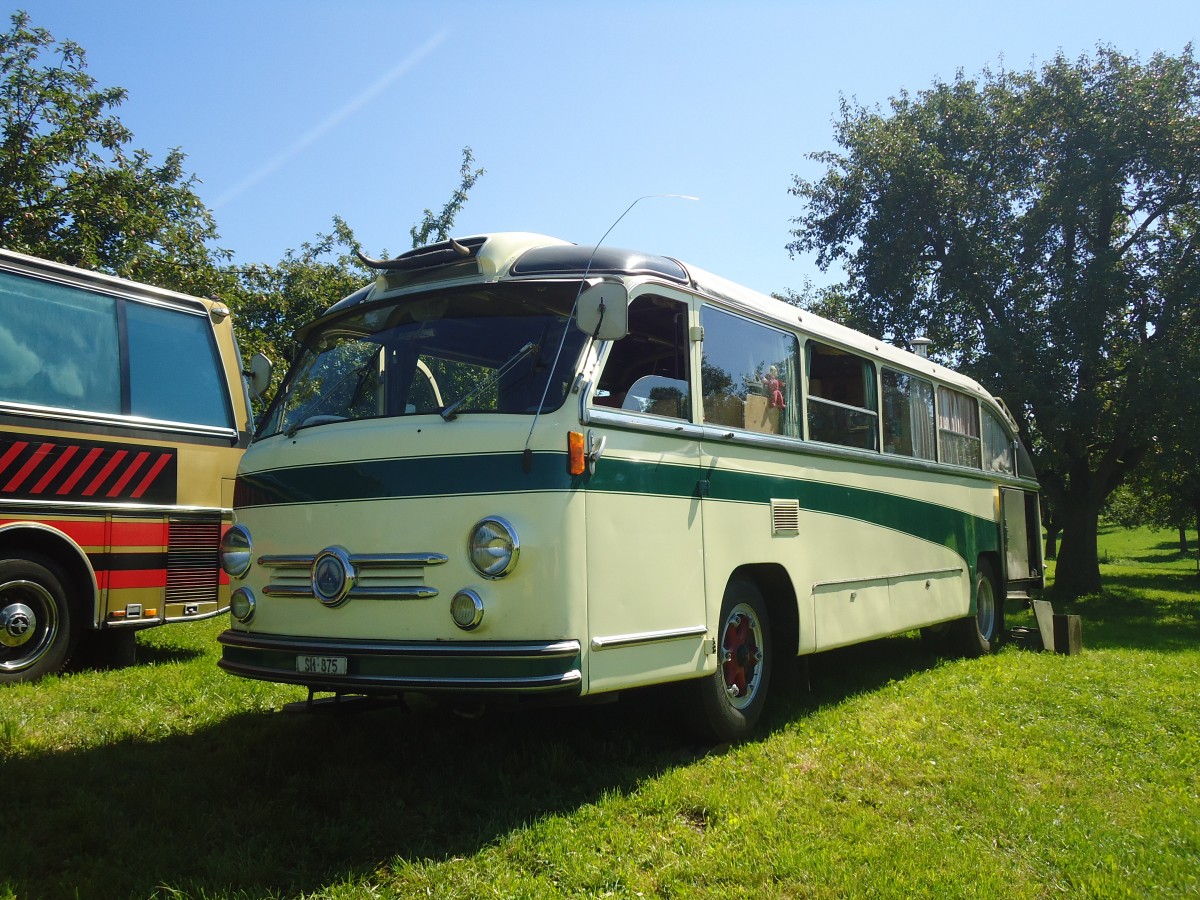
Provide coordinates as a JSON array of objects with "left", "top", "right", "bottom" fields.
[{"left": 586, "top": 430, "right": 606, "bottom": 474}]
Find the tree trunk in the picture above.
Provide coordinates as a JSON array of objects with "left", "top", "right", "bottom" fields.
[
  {"left": 1044, "top": 526, "right": 1060, "bottom": 561},
  {"left": 1180, "top": 525, "right": 1190, "bottom": 556},
  {"left": 1053, "top": 505, "right": 1103, "bottom": 596}
]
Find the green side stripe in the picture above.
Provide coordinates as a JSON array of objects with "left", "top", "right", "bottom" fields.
[
  {"left": 238, "top": 452, "right": 996, "bottom": 562},
  {"left": 238, "top": 451, "right": 574, "bottom": 505},
  {"left": 707, "top": 466, "right": 997, "bottom": 565}
]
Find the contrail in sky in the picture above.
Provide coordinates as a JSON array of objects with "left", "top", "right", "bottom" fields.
[{"left": 212, "top": 30, "right": 448, "bottom": 210}]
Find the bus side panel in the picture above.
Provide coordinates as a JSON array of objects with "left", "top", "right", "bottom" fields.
[
  {"left": 699, "top": 443, "right": 994, "bottom": 653},
  {"left": 583, "top": 455, "right": 709, "bottom": 693}
]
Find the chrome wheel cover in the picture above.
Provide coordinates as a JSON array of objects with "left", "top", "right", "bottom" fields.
[
  {"left": 0, "top": 579, "right": 58, "bottom": 673},
  {"left": 720, "top": 602, "right": 764, "bottom": 711}
]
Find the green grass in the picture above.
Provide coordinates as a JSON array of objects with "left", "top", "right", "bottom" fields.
[{"left": 1, "top": 526, "right": 1197, "bottom": 899}]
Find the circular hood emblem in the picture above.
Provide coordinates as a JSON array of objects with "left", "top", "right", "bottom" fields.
[{"left": 311, "top": 547, "right": 356, "bottom": 607}]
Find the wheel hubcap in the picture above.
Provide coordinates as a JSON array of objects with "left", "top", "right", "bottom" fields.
[
  {"left": 0, "top": 580, "right": 57, "bottom": 672},
  {"left": 976, "top": 577, "right": 996, "bottom": 640},
  {"left": 0, "top": 602, "right": 36, "bottom": 648},
  {"left": 721, "top": 604, "right": 763, "bottom": 710}
]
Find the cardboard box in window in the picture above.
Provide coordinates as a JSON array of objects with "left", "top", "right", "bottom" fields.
[{"left": 744, "top": 394, "right": 780, "bottom": 435}]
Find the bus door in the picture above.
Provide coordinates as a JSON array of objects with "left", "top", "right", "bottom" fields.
[
  {"left": 694, "top": 305, "right": 812, "bottom": 644},
  {"left": 583, "top": 291, "right": 707, "bottom": 692},
  {"left": 1001, "top": 486, "right": 1043, "bottom": 592}
]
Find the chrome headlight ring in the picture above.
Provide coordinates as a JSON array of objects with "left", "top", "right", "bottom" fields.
[
  {"left": 468, "top": 517, "right": 520, "bottom": 579},
  {"left": 230, "top": 587, "right": 256, "bottom": 624},
  {"left": 220, "top": 525, "right": 253, "bottom": 579}
]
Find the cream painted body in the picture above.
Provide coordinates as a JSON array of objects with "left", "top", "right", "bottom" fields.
[{"left": 222, "top": 232, "right": 1040, "bottom": 699}]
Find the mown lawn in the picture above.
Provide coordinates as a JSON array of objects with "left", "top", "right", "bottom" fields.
[{"left": 1, "top": 526, "right": 1196, "bottom": 899}]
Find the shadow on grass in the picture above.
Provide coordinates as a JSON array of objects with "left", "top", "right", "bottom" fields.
[
  {"left": 1111, "top": 544, "right": 1199, "bottom": 567},
  {"left": 129, "top": 642, "right": 209, "bottom": 667},
  {"left": 0, "top": 636, "right": 937, "bottom": 899},
  {"left": 1045, "top": 571, "right": 1200, "bottom": 653}
]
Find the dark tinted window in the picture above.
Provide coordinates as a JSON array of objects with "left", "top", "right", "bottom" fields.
[{"left": 126, "top": 301, "right": 233, "bottom": 428}]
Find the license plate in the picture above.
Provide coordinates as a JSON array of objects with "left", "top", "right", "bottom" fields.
[{"left": 297, "top": 655, "right": 348, "bottom": 676}]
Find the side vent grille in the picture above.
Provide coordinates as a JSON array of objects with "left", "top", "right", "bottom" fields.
[
  {"left": 166, "top": 516, "right": 222, "bottom": 603},
  {"left": 770, "top": 499, "right": 801, "bottom": 535}
]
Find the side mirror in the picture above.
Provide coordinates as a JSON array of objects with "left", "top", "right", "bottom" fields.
[
  {"left": 575, "top": 280, "right": 629, "bottom": 341},
  {"left": 248, "top": 352, "right": 273, "bottom": 401}
]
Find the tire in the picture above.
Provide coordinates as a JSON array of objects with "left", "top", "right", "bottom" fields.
[
  {"left": 952, "top": 559, "right": 1003, "bottom": 658},
  {"left": 694, "top": 575, "right": 772, "bottom": 743},
  {"left": 0, "top": 555, "right": 77, "bottom": 684}
]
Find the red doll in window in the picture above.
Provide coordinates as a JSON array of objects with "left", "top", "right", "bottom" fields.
[{"left": 763, "top": 365, "right": 786, "bottom": 409}]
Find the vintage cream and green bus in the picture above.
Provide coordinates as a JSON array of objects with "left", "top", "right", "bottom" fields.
[
  {"left": 217, "top": 232, "right": 1043, "bottom": 741},
  {"left": 0, "top": 248, "right": 255, "bottom": 683}
]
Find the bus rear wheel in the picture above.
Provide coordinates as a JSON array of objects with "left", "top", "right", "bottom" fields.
[
  {"left": 0, "top": 555, "right": 76, "bottom": 684},
  {"left": 694, "top": 575, "right": 772, "bottom": 744},
  {"left": 952, "top": 559, "right": 1002, "bottom": 658}
]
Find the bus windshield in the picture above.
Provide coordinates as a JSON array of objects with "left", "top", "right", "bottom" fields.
[{"left": 259, "top": 282, "right": 588, "bottom": 438}]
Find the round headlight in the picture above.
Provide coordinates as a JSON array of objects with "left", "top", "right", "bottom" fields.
[
  {"left": 450, "top": 589, "right": 484, "bottom": 630},
  {"left": 220, "top": 525, "right": 253, "bottom": 578},
  {"left": 230, "top": 588, "right": 256, "bottom": 623},
  {"left": 311, "top": 546, "right": 355, "bottom": 607},
  {"left": 468, "top": 517, "right": 519, "bottom": 578}
]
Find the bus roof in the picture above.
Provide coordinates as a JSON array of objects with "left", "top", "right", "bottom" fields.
[
  {"left": 0, "top": 247, "right": 226, "bottom": 317},
  {"left": 353, "top": 232, "right": 995, "bottom": 405}
]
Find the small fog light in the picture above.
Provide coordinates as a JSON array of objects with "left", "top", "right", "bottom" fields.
[
  {"left": 220, "top": 525, "right": 253, "bottom": 578},
  {"left": 230, "top": 588, "right": 256, "bottom": 623},
  {"left": 450, "top": 589, "right": 484, "bottom": 630}
]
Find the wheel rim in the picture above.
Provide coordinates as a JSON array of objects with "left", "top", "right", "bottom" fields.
[
  {"left": 0, "top": 579, "right": 58, "bottom": 673},
  {"left": 975, "top": 573, "right": 996, "bottom": 641},
  {"left": 720, "top": 602, "right": 764, "bottom": 710}
]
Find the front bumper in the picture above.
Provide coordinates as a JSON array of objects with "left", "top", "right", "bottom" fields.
[{"left": 217, "top": 630, "right": 583, "bottom": 694}]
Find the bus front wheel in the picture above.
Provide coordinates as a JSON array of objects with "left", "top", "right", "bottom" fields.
[
  {"left": 0, "top": 555, "right": 77, "bottom": 684},
  {"left": 694, "top": 575, "right": 773, "bottom": 744}
]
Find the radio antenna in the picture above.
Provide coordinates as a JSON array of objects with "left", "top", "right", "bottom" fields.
[{"left": 521, "top": 193, "right": 699, "bottom": 472}]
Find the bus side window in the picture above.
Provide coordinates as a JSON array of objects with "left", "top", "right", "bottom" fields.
[
  {"left": 592, "top": 295, "right": 691, "bottom": 421},
  {"left": 699, "top": 306, "right": 800, "bottom": 437},
  {"left": 126, "top": 301, "right": 235, "bottom": 428},
  {"left": 0, "top": 270, "right": 121, "bottom": 415},
  {"left": 937, "top": 386, "right": 982, "bottom": 468},
  {"left": 881, "top": 368, "right": 936, "bottom": 460},
  {"left": 981, "top": 405, "right": 1015, "bottom": 475},
  {"left": 806, "top": 341, "right": 878, "bottom": 450}
]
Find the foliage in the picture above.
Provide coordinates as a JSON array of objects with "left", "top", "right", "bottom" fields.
[
  {"left": 224, "top": 215, "right": 368, "bottom": 395},
  {"left": 408, "top": 146, "right": 485, "bottom": 248},
  {"left": 0, "top": 11, "right": 228, "bottom": 296},
  {"left": 788, "top": 46, "right": 1200, "bottom": 596}
]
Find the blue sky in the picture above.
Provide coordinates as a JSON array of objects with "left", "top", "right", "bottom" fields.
[{"left": 15, "top": 1, "right": 1197, "bottom": 297}]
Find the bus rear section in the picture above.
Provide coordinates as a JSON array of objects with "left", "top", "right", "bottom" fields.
[{"left": 0, "top": 249, "right": 252, "bottom": 683}]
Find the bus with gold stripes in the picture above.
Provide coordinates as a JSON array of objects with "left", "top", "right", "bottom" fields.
[
  {"left": 217, "top": 233, "right": 1043, "bottom": 741},
  {"left": 0, "top": 248, "right": 255, "bottom": 683}
]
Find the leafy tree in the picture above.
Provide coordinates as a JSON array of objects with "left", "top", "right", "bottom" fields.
[
  {"left": 0, "top": 10, "right": 227, "bottom": 295},
  {"left": 788, "top": 46, "right": 1200, "bottom": 596},
  {"left": 409, "top": 147, "right": 484, "bottom": 248}
]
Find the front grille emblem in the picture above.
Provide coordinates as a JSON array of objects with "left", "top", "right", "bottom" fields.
[{"left": 311, "top": 547, "right": 356, "bottom": 607}]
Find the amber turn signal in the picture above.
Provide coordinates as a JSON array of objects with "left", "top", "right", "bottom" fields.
[{"left": 568, "top": 431, "right": 586, "bottom": 475}]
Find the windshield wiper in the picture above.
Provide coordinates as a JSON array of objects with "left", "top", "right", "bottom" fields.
[{"left": 440, "top": 341, "right": 538, "bottom": 421}]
